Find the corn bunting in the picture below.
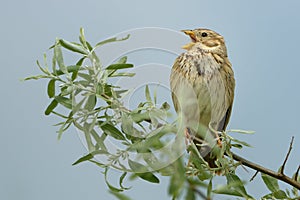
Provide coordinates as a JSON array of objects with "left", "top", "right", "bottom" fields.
[{"left": 170, "top": 28, "right": 235, "bottom": 171}]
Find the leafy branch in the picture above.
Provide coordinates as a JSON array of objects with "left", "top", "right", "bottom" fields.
[{"left": 24, "top": 28, "right": 299, "bottom": 200}]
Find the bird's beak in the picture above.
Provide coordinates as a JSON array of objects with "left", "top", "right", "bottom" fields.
[{"left": 181, "top": 30, "right": 196, "bottom": 50}]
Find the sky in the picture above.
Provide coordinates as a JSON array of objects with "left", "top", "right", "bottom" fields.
[{"left": 1, "top": 0, "right": 300, "bottom": 199}]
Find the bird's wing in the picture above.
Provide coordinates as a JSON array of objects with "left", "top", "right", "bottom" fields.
[{"left": 218, "top": 58, "right": 235, "bottom": 131}]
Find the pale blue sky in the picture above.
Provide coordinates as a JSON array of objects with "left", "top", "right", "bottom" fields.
[{"left": 1, "top": 0, "right": 300, "bottom": 199}]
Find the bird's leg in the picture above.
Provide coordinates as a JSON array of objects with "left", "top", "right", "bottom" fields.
[
  {"left": 216, "top": 134, "right": 222, "bottom": 148},
  {"left": 208, "top": 123, "right": 222, "bottom": 148},
  {"left": 184, "top": 127, "right": 192, "bottom": 145}
]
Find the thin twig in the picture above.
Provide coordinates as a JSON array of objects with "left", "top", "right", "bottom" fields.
[
  {"left": 249, "top": 171, "right": 259, "bottom": 182},
  {"left": 280, "top": 136, "right": 294, "bottom": 175},
  {"left": 231, "top": 152, "right": 300, "bottom": 190}
]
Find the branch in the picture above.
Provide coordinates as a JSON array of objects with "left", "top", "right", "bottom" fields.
[{"left": 231, "top": 152, "right": 300, "bottom": 190}]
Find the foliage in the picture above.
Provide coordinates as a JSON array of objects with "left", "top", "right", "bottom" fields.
[{"left": 25, "top": 28, "right": 299, "bottom": 200}]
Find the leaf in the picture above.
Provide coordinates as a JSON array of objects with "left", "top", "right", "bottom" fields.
[
  {"left": 72, "top": 153, "right": 94, "bottom": 165},
  {"left": 83, "top": 121, "right": 97, "bottom": 152},
  {"left": 100, "top": 122, "right": 126, "bottom": 141},
  {"left": 57, "top": 118, "right": 72, "bottom": 140},
  {"left": 84, "top": 94, "right": 96, "bottom": 111},
  {"left": 231, "top": 137, "right": 252, "bottom": 148},
  {"left": 116, "top": 56, "right": 127, "bottom": 64},
  {"left": 78, "top": 72, "right": 91, "bottom": 81},
  {"left": 207, "top": 178, "right": 213, "bottom": 199},
  {"left": 72, "top": 150, "right": 108, "bottom": 165},
  {"left": 168, "top": 158, "right": 185, "bottom": 198},
  {"left": 76, "top": 57, "right": 85, "bottom": 66},
  {"left": 55, "top": 96, "right": 72, "bottom": 109},
  {"left": 44, "top": 99, "right": 58, "bottom": 115},
  {"left": 228, "top": 129, "right": 255, "bottom": 134},
  {"left": 104, "top": 168, "right": 124, "bottom": 192},
  {"left": 47, "top": 79, "right": 56, "bottom": 98},
  {"left": 226, "top": 173, "right": 249, "bottom": 197},
  {"left": 161, "top": 102, "right": 170, "bottom": 110},
  {"left": 213, "top": 185, "right": 244, "bottom": 197},
  {"left": 52, "top": 47, "right": 57, "bottom": 74},
  {"left": 54, "top": 65, "right": 80, "bottom": 76},
  {"left": 128, "top": 160, "right": 159, "bottom": 183},
  {"left": 130, "top": 111, "right": 151, "bottom": 123},
  {"left": 273, "top": 190, "right": 288, "bottom": 199},
  {"left": 36, "top": 60, "right": 50, "bottom": 75},
  {"left": 79, "top": 27, "right": 88, "bottom": 49},
  {"left": 106, "top": 63, "right": 133, "bottom": 70},
  {"left": 86, "top": 41, "right": 93, "bottom": 51},
  {"left": 231, "top": 143, "right": 243, "bottom": 149},
  {"left": 145, "top": 85, "right": 152, "bottom": 103},
  {"left": 71, "top": 70, "right": 78, "bottom": 81},
  {"left": 54, "top": 42, "right": 68, "bottom": 74},
  {"left": 94, "top": 34, "right": 130, "bottom": 49},
  {"left": 261, "top": 173, "right": 280, "bottom": 192},
  {"left": 119, "top": 172, "right": 131, "bottom": 190},
  {"left": 59, "top": 39, "right": 89, "bottom": 55},
  {"left": 23, "top": 75, "right": 49, "bottom": 81},
  {"left": 109, "top": 72, "right": 135, "bottom": 77}
]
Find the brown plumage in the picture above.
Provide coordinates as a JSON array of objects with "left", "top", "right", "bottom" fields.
[{"left": 170, "top": 28, "right": 235, "bottom": 171}]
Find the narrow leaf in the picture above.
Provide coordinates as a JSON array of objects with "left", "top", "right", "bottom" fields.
[
  {"left": 109, "top": 72, "right": 135, "bottom": 77},
  {"left": 231, "top": 137, "right": 252, "bottom": 148},
  {"left": 72, "top": 153, "right": 94, "bottom": 165},
  {"left": 79, "top": 27, "right": 88, "bottom": 49},
  {"left": 128, "top": 160, "right": 159, "bottom": 183},
  {"left": 273, "top": 190, "right": 288, "bottom": 199},
  {"left": 226, "top": 173, "right": 248, "bottom": 197},
  {"left": 228, "top": 129, "right": 255, "bottom": 134},
  {"left": 145, "top": 85, "right": 151, "bottom": 103},
  {"left": 100, "top": 122, "right": 126, "bottom": 141},
  {"left": 54, "top": 42, "right": 67, "bottom": 74},
  {"left": 261, "top": 173, "right": 280, "bottom": 192},
  {"left": 116, "top": 56, "right": 127, "bottom": 64},
  {"left": 119, "top": 172, "right": 131, "bottom": 190},
  {"left": 59, "top": 39, "right": 89, "bottom": 55},
  {"left": 106, "top": 63, "right": 133, "bottom": 70},
  {"left": 55, "top": 96, "right": 72, "bottom": 109},
  {"left": 207, "top": 178, "right": 213, "bottom": 199},
  {"left": 54, "top": 65, "right": 80, "bottom": 76},
  {"left": 72, "top": 150, "right": 108, "bottom": 165},
  {"left": 168, "top": 158, "right": 185, "bottom": 198},
  {"left": 94, "top": 34, "right": 130, "bottom": 49},
  {"left": 44, "top": 99, "right": 58, "bottom": 115},
  {"left": 47, "top": 79, "right": 56, "bottom": 98},
  {"left": 104, "top": 168, "right": 123, "bottom": 192},
  {"left": 76, "top": 57, "right": 85, "bottom": 66},
  {"left": 84, "top": 94, "right": 96, "bottom": 111},
  {"left": 213, "top": 186, "right": 243, "bottom": 197},
  {"left": 36, "top": 60, "right": 50, "bottom": 75}
]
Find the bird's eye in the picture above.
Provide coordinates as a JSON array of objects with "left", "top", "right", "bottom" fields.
[{"left": 201, "top": 32, "right": 208, "bottom": 37}]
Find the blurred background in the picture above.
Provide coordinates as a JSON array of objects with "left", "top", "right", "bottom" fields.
[{"left": 1, "top": 0, "right": 299, "bottom": 199}]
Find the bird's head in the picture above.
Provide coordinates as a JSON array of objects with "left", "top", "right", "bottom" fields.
[{"left": 181, "top": 28, "right": 227, "bottom": 56}]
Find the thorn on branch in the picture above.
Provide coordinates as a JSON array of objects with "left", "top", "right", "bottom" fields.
[
  {"left": 280, "top": 136, "right": 294, "bottom": 175},
  {"left": 295, "top": 165, "right": 300, "bottom": 181},
  {"left": 250, "top": 171, "right": 259, "bottom": 182}
]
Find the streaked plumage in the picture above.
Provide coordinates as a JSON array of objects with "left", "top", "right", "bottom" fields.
[{"left": 170, "top": 28, "right": 235, "bottom": 170}]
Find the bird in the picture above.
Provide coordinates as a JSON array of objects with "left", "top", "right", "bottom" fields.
[{"left": 170, "top": 28, "right": 235, "bottom": 172}]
